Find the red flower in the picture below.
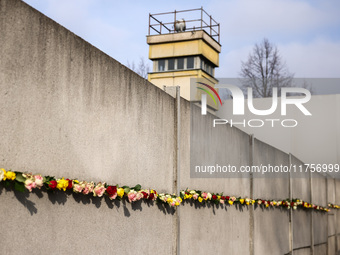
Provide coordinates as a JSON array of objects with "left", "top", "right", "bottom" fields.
[
  {"left": 226, "top": 196, "right": 230, "bottom": 200},
  {"left": 262, "top": 200, "right": 266, "bottom": 204},
  {"left": 221, "top": 196, "right": 225, "bottom": 200},
  {"left": 267, "top": 201, "right": 270, "bottom": 204},
  {"left": 106, "top": 186, "right": 117, "bottom": 197},
  {"left": 142, "top": 192, "right": 148, "bottom": 199},
  {"left": 212, "top": 195, "right": 217, "bottom": 200},
  {"left": 66, "top": 179, "right": 73, "bottom": 190},
  {"left": 291, "top": 202, "right": 294, "bottom": 207},
  {"left": 49, "top": 180, "right": 57, "bottom": 190},
  {"left": 149, "top": 193, "right": 155, "bottom": 200}
]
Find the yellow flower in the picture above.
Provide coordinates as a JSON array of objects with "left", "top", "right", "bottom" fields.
[
  {"left": 184, "top": 194, "right": 189, "bottom": 200},
  {"left": 228, "top": 200, "right": 233, "bottom": 205},
  {"left": 198, "top": 197, "right": 203, "bottom": 203},
  {"left": 73, "top": 180, "right": 79, "bottom": 184},
  {"left": 246, "top": 202, "right": 249, "bottom": 205},
  {"left": 117, "top": 188, "right": 124, "bottom": 198},
  {"left": 273, "top": 201, "right": 277, "bottom": 206},
  {"left": 175, "top": 202, "right": 179, "bottom": 206},
  {"left": 266, "top": 204, "right": 269, "bottom": 208},
  {"left": 5, "top": 171, "right": 16, "bottom": 181},
  {"left": 252, "top": 200, "right": 255, "bottom": 204},
  {"left": 239, "top": 199, "right": 244, "bottom": 204},
  {"left": 57, "top": 178, "right": 69, "bottom": 191}
]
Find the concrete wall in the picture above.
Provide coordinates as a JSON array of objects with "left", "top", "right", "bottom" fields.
[
  {"left": 0, "top": 0, "right": 176, "bottom": 254},
  {"left": 0, "top": 0, "right": 339, "bottom": 254},
  {"left": 216, "top": 92, "right": 340, "bottom": 167}
]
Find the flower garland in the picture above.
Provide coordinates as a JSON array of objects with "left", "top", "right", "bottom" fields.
[{"left": 0, "top": 168, "right": 338, "bottom": 212}]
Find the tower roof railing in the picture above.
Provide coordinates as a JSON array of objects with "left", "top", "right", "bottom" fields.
[{"left": 148, "top": 7, "right": 220, "bottom": 44}]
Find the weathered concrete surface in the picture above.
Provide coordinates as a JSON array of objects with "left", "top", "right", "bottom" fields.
[
  {"left": 293, "top": 248, "right": 311, "bottom": 255},
  {"left": 187, "top": 104, "right": 251, "bottom": 193},
  {"left": 312, "top": 173, "right": 327, "bottom": 207},
  {"left": 253, "top": 139, "right": 290, "bottom": 255},
  {"left": 180, "top": 205, "right": 250, "bottom": 255},
  {"left": 313, "top": 213, "right": 328, "bottom": 246},
  {"left": 0, "top": 0, "right": 176, "bottom": 254},
  {"left": 253, "top": 139, "right": 290, "bottom": 199},
  {"left": 0, "top": 0, "right": 338, "bottom": 254},
  {"left": 314, "top": 244, "right": 327, "bottom": 254},
  {"left": 254, "top": 209, "right": 290, "bottom": 255},
  {"left": 0, "top": 186, "right": 174, "bottom": 254},
  {"left": 179, "top": 102, "right": 251, "bottom": 254},
  {"left": 291, "top": 155, "right": 310, "bottom": 202},
  {"left": 0, "top": 0, "right": 175, "bottom": 190},
  {"left": 329, "top": 236, "right": 337, "bottom": 255},
  {"left": 293, "top": 210, "right": 311, "bottom": 249}
]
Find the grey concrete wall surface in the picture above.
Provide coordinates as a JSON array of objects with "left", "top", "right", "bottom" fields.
[
  {"left": 0, "top": 0, "right": 339, "bottom": 255},
  {"left": 0, "top": 0, "right": 176, "bottom": 254}
]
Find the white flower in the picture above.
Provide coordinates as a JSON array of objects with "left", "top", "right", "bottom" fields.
[{"left": 0, "top": 168, "right": 4, "bottom": 181}]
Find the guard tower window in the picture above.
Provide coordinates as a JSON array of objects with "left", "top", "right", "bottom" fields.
[
  {"left": 200, "top": 57, "right": 214, "bottom": 76},
  {"left": 177, "top": 57, "right": 184, "bottom": 70},
  {"left": 158, "top": 60, "right": 165, "bottom": 71},
  {"left": 155, "top": 56, "right": 214, "bottom": 73},
  {"left": 168, "top": 59, "right": 175, "bottom": 70},
  {"left": 187, "top": 57, "right": 194, "bottom": 69}
]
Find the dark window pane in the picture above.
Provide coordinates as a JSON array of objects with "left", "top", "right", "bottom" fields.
[
  {"left": 177, "top": 58, "right": 184, "bottom": 69},
  {"left": 158, "top": 60, "right": 165, "bottom": 71},
  {"left": 187, "top": 57, "right": 194, "bottom": 69},
  {"left": 201, "top": 59, "right": 205, "bottom": 71},
  {"left": 168, "top": 59, "right": 174, "bottom": 70}
]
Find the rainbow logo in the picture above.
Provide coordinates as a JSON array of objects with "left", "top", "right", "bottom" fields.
[{"left": 196, "top": 82, "right": 223, "bottom": 107}]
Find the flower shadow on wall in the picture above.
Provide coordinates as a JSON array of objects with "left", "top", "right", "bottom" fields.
[
  {"left": 0, "top": 183, "right": 176, "bottom": 217},
  {"left": 0, "top": 184, "right": 38, "bottom": 215}
]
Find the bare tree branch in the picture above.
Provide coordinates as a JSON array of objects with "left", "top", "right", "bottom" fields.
[
  {"left": 127, "top": 57, "right": 150, "bottom": 79},
  {"left": 240, "top": 38, "right": 294, "bottom": 98}
]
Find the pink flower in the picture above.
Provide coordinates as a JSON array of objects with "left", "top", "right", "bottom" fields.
[
  {"left": 73, "top": 183, "right": 83, "bottom": 193},
  {"left": 220, "top": 200, "right": 225, "bottom": 204},
  {"left": 136, "top": 192, "right": 143, "bottom": 201},
  {"left": 82, "top": 182, "right": 94, "bottom": 195},
  {"left": 128, "top": 191, "right": 137, "bottom": 202},
  {"left": 34, "top": 175, "right": 44, "bottom": 188},
  {"left": 193, "top": 194, "right": 198, "bottom": 200},
  {"left": 93, "top": 183, "right": 106, "bottom": 197},
  {"left": 202, "top": 192, "right": 208, "bottom": 200},
  {"left": 24, "top": 178, "right": 36, "bottom": 192}
]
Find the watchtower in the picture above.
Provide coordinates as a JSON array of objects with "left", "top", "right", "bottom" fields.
[{"left": 147, "top": 7, "right": 221, "bottom": 110}]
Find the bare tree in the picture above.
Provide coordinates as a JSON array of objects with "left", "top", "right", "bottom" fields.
[
  {"left": 240, "top": 38, "right": 293, "bottom": 98},
  {"left": 127, "top": 57, "right": 150, "bottom": 79}
]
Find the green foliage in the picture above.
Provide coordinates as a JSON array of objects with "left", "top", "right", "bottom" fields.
[
  {"left": 14, "top": 181, "right": 25, "bottom": 192},
  {"left": 15, "top": 172, "right": 26, "bottom": 183}
]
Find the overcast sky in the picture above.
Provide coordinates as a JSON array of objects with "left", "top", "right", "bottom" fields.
[{"left": 23, "top": 0, "right": 340, "bottom": 93}]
